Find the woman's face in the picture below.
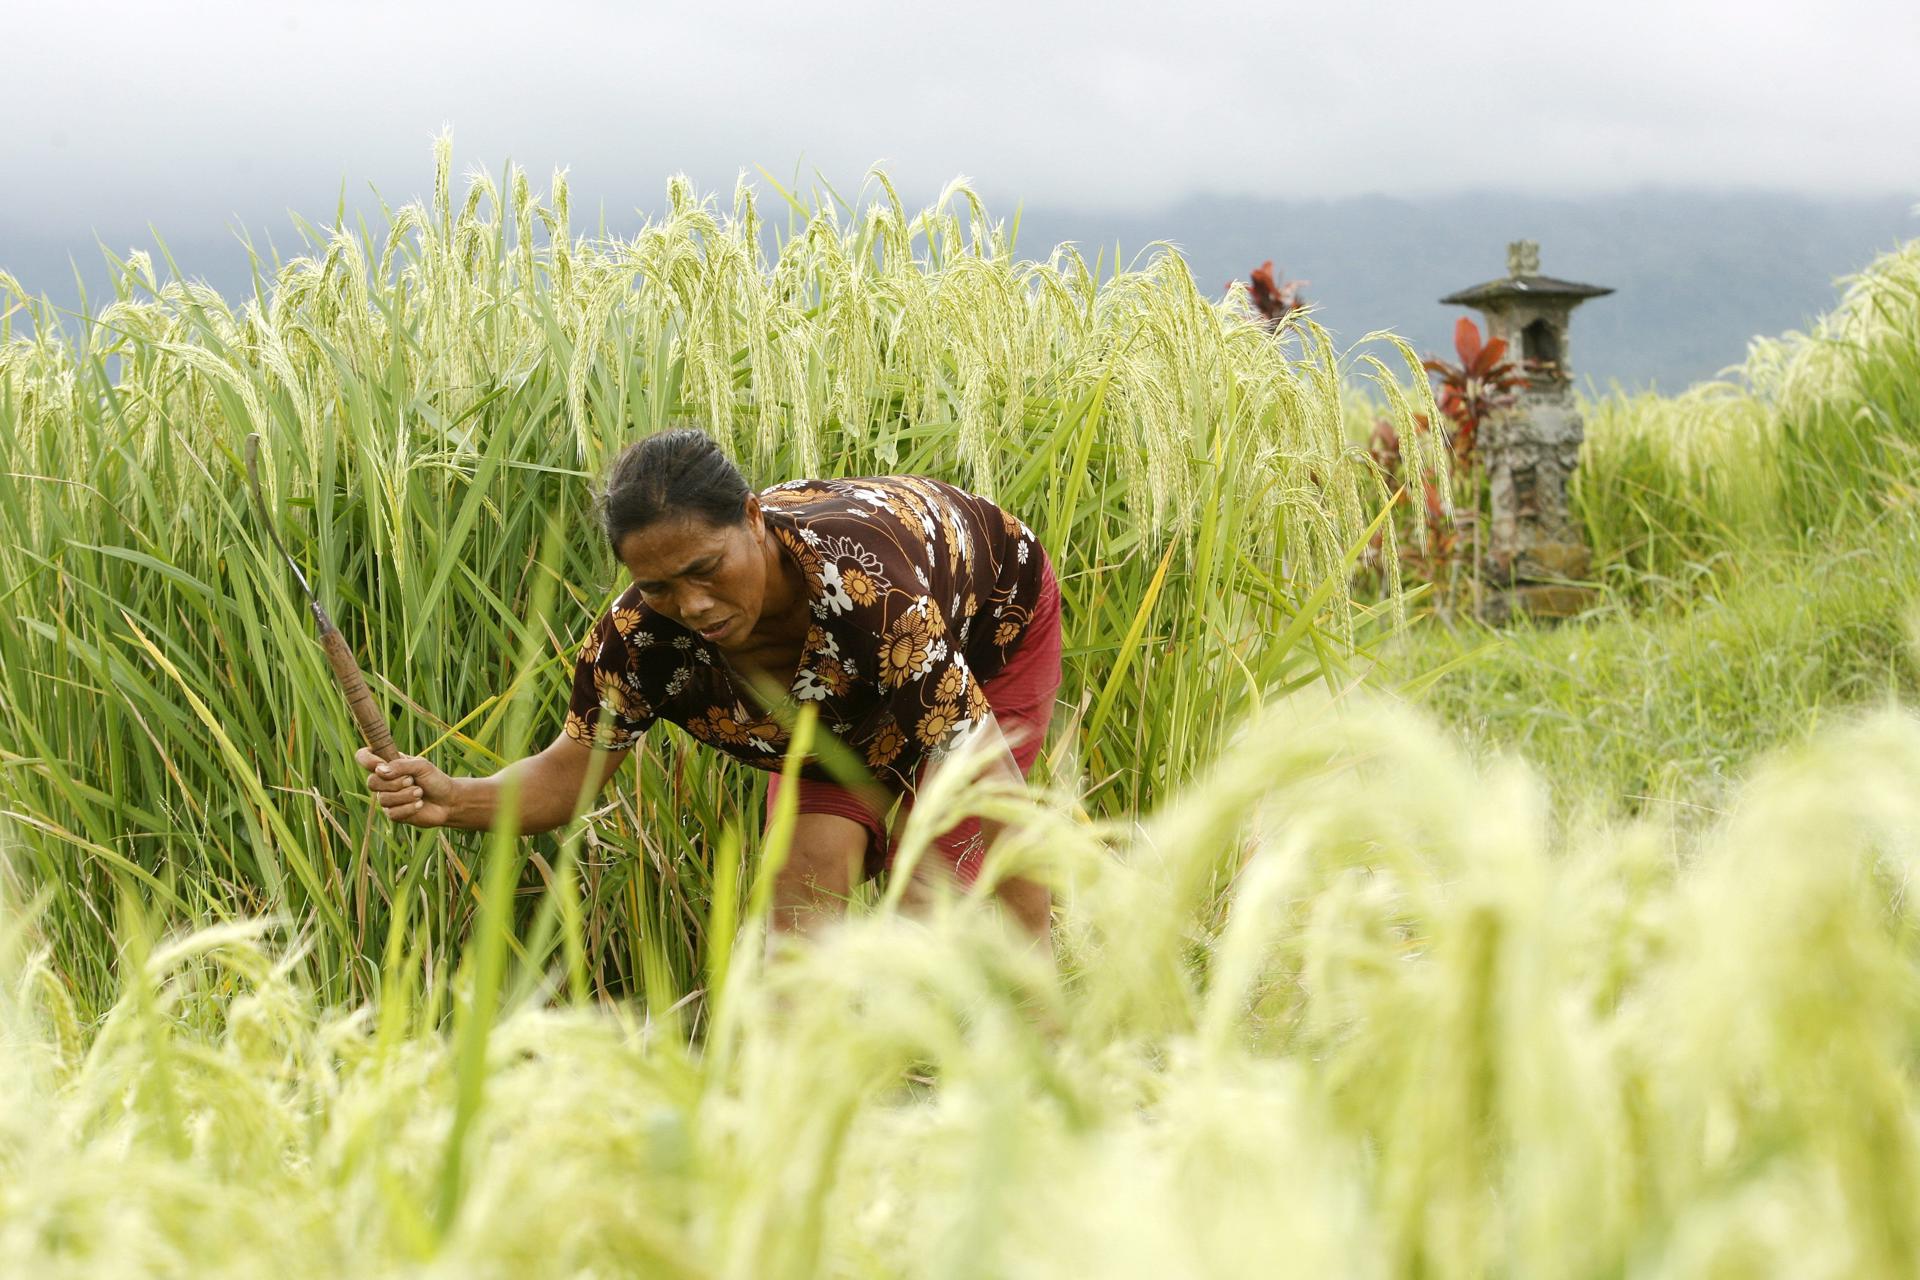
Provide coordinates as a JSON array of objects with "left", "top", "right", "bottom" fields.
[{"left": 614, "top": 497, "right": 772, "bottom": 650}]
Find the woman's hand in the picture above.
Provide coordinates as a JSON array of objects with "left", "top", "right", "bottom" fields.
[{"left": 356, "top": 747, "right": 458, "bottom": 828}]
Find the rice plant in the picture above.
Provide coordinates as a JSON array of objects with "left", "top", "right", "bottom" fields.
[
  {"left": 9, "top": 694, "right": 1920, "bottom": 1277},
  {"left": 0, "top": 139, "right": 1439, "bottom": 1012},
  {"left": 1574, "top": 237, "right": 1920, "bottom": 578},
  {"left": 1396, "top": 509, "right": 1920, "bottom": 819},
  {"left": 6, "top": 138, "right": 1920, "bottom": 1280}
]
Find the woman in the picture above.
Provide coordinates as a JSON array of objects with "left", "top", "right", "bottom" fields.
[{"left": 357, "top": 429, "right": 1062, "bottom": 940}]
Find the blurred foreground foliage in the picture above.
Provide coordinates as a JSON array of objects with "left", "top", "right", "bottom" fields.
[{"left": 10, "top": 699, "right": 1920, "bottom": 1277}]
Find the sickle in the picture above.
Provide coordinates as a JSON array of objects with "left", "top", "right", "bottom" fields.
[{"left": 244, "top": 433, "right": 399, "bottom": 763}]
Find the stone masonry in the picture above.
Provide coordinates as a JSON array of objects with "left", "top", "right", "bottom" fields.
[{"left": 1440, "top": 242, "right": 1612, "bottom": 621}]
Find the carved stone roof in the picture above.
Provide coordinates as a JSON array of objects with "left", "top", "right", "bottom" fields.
[{"left": 1439, "top": 275, "right": 1614, "bottom": 307}]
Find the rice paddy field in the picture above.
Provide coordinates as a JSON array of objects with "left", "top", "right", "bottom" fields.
[{"left": 4, "top": 143, "right": 1920, "bottom": 1276}]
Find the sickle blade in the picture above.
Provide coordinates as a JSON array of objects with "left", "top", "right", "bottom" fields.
[{"left": 241, "top": 433, "right": 399, "bottom": 761}]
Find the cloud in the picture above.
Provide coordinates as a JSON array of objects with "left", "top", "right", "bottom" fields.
[{"left": 4, "top": 0, "right": 1918, "bottom": 238}]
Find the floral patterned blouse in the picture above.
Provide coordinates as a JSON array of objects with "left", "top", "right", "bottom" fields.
[{"left": 563, "top": 475, "right": 1048, "bottom": 794}]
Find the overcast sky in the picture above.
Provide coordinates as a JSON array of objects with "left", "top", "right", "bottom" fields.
[{"left": 6, "top": 0, "right": 1919, "bottom": 242}]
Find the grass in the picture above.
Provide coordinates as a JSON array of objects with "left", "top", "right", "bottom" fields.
[
  {"left": 6, "top": 143, "right": 1920, "bottom": 1277},
  {"left": 1391, "top": 507, "right": 1920, "bottom": 821},
  {"left": 0, "top": 139, "right": 1438, "bottom": 1015},
  {"left": 12, "top": 695, "right": 1920, "bottom": 1276},
  {"left": 1574, "top": 239, "right": 1920, "bottom": 579}
]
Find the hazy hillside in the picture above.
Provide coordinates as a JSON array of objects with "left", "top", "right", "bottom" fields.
[
  {"left": 1010, "top": 189, "right": 1918, "bottom": 392},
  {"left": 4, "top": 189, "right": 1913, "bottom": 391}
]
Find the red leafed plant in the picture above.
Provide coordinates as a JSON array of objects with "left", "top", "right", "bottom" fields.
[
  {"left": 1235, "top": 260, "right": 1308, "bottom": 330},
  {"left": 1365, "top": 317, "right": 1528, "bottom": 591},
  {"left": 1422, "top": 316, "right": 1526, "bottom": 470}
]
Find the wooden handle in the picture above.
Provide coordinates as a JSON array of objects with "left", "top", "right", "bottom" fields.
[{"left": 317, "top": 620, "right": 399, "bottom": 763}]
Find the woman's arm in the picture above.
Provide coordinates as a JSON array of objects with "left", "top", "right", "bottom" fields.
[{"left": 356, "top": 730, "right": 631, "bottom": 836}]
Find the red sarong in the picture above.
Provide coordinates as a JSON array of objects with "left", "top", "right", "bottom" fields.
[{"left": 764, "top": 550, "right": 1063, "bottom": 887}]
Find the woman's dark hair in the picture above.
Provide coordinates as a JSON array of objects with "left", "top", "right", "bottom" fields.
[{"left": 600, "top": 428, "right": 752, "bottom": 552}]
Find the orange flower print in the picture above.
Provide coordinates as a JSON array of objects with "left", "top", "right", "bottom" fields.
[
  {"left": 762, "top": 482, "right": 838, "bottom": 507},
  {"left": 689, "top": 706, "right": 755, "bottom": 747},
  {"left": 566, "top": 708, "right": 635, "bottom": 750},
  {"left": 593, "top": 666, "right": 633, "bottom": 716},
  {"left": 934, "top": 664, "right": 969, "bottom": 705},
  {"left": 842, "top": 565, "right": 879, "bottom": 606},
  {"left": 612, "top": 604, "right": 645, "bottom": 636},
  {"left": 579, "top": 632, "right": 604, "bottom": 664},
  {"left": 877, "top": 607, "right": 938, "bottom": 688},
  {"left": 821, "top": 661, "right": 852, "bottom": 696},
  {"left": 885, "top": 491, "right": 924, "bottom": 529},
  {"left": 743, "top": 717, "right": 782, "bottom": 754},
  {"left": 819, "top": 562, "right": 854, "bottom": 615},
  {"left": 942, "top": 510, "right": 966, "bottom": 565},
  {"left": 774, "top": 527, "right": 826, "bottom": 594},
  {"left": 994, "top": 618, "right": 1023, "bottom": 647},
  {"left": 964, "top": 681, "right": 992, "bottom": 722},
  {"left": 917, "top": 699, "right": 961, "bottom": 747},
  {"left": 866, "top": 720, "right": 907, "bottom": 769},
  {"left": 812, "top": 622, "right": 847, "bottom": 663},
  {"left": 710, "top": 707, "right": 756, "bottom": 746}
]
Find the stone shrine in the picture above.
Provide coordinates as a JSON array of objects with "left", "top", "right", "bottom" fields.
[{"left": 1439, "top": 241, "right": 1612, "bottom": 620}]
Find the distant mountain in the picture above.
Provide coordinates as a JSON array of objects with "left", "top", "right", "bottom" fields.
[
  {"left": 1008, "top": 189, "right": 1919, "bottom": 392},
  {"left": 4, "top": 190, "right": 1913, "bottom": 393}
]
